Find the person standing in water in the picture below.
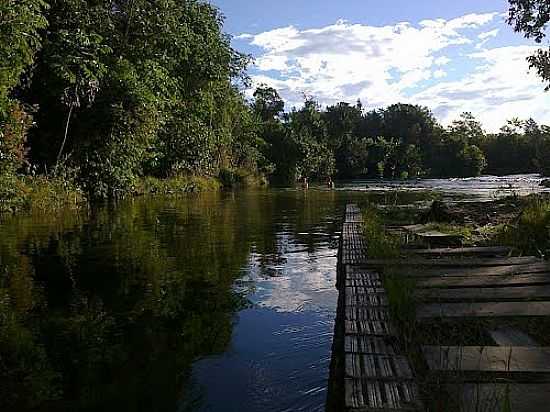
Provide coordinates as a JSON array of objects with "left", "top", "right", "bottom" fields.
[
  {"left": 302, "top": 177, "right": 309, "bottom": 190},
  {"left": 326, "top": 176, "right": 335, "bottom": 189}
]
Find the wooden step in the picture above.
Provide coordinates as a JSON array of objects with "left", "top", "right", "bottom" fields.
[
  {"left": 415, "top": 285, "right": 550, "bottom": 302},
  {"left": 407, "top": 246, "right": 512, "bottom": 257},
  {"left": 417, "top": 301, "right": 550, "bottom": 319},
  {"left": 423, "top": 346, "right": 550, "bottom": 376},
  {"left": 416, "top": 272, "right": 550, "bottom": 289},
  {"left": 363, "top": 256, "right": 541, "bottom": 268},
  {"left": 448, "top": 383, "right": 550, "bottom": 412},
  {"left": 488, "top": 327, "right": 538, "bottom": 346},
  {"left": 404, "top": 262, "right": 550, "bottom": 278}
]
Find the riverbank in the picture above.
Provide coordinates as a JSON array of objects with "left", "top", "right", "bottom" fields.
[{"left": 0, "top": 170, "right": 268, "bottom": 214}]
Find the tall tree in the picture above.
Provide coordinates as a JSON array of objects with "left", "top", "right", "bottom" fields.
[{"left": 508, "top": 0, "right": 550, "bottom": 89}]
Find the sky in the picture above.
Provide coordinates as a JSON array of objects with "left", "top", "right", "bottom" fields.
[{"left": 210, "top": 0, "right": 550, "bottom": 132}]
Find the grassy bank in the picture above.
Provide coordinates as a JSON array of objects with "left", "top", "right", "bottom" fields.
[
  {"left": 0, "top": 175, "right": 85, "bottom": 214},
  {"left": 0, "top": 169, "right": 269, "bottom": 215}
]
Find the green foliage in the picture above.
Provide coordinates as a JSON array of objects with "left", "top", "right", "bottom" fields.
[
  {"left": 0, "top": 0, "right": 48, "bottom": 113},
  {"left": 508, "top": 0, "right": 550, "bottom": 89},
  {"left": 362, "top": 206, "right": 401, "bottom": 259},
  {"left": 0, "top": 174, "right": 83, "bottom": 213},
  {"left": 497, "top": 198, "right": 550, "bottom": 256},
  {"left": 135, "top": 176, "right": 222, "bottom": 194}
]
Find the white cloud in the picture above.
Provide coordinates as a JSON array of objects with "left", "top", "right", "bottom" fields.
[
  {"left": 238, "top": 12, "right": 550, "bottom": 131},
  {"left": 234, "top": 33, "right": 254, "bottom": 40},
  {"left": 414, "top": 45, "right": 549, "bottom": 131},
  {"left": 433, "top": 69, "right": 447, "bottom": 79},
  {"left": 476, "top": 28, "right": 500, "bottom": 49},
  {"left": 478, "top": 28, "right": 500, "bottom": 40},
  {"left": 434, "top": 56, "right": 451, "bottom": 66}
]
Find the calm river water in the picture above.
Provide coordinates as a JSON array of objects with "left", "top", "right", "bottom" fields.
[{"left": 1, "top": 175, "right": 548, "bottom": 412}]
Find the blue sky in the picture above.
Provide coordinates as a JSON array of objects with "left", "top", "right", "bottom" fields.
[{"left": 210, "top": 0, "right": 550, "bottom": 131}]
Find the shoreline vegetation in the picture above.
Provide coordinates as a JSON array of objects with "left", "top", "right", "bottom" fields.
[{"left": 3, "top": 1, "right": 550, "bottom": 215}]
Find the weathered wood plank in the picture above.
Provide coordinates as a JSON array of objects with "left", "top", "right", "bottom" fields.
[
  {"left": 345, "top": 320, "right": 396, "bottom": 336},
  {"left": 423, "top": 346, "right": 550, "bottom": 373},
  {"left": 448, "top": 383, "right": 550, "bottom": 412},
  {"left": 417, "top": 301, "right": 550, "bottom": 319},
  {"left": 345, "top": 307, "right": 390, "bottom": 321},
  {"left": 344, "top": 335, "right": 397, "bottom": 354},
  {"left": 415, "top": 285, "right": 550, "bottom": 302},
  {"left": 345, "top": 278, "right": 383, "bottom": 288},
  {"left": 345, "top": 379, "right": 420, "bottom": 410},
  {"left": 346, "top": 353, "right": 413, "bottom": 379},
  {"left": 488, "top": 327, "right": 538, "bottom": 347},
  {"left": 408, "top": 246, "right": 512, "bottom": 257},
  {"left": 346, "top": 292, "right": 389, "bottom": 306},
  {"left": 416, "top": 272, "right": 550, "bottom": 289},
  {"left": 405, "top": 262, "right": 550, "bottom": 278},
  {"left": 364, "top": 256, "right": 541, "bottom": 268}
]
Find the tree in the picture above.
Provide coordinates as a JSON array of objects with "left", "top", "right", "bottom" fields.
[
  {"left": 508, "top": 0, "right": 550, "bottom": 89},
  {"left": 0, "top": 0, "right": 48, "bottom": 175},
  {"left": 252, "top": 85, "right": 284, "bottom": 122}
]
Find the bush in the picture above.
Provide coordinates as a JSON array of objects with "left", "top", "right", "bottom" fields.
[
  {"left": 134, "top": 176, "right": 221, "bottom": 195},
  {"left": 497, "top": 198, "right": 550, "bottom": 257},
  {"left": 218, "top": 168, "right": 267, "bottom": 189},
  {"left": 362, "top": 206, "right": 401, "bottom": 259}
]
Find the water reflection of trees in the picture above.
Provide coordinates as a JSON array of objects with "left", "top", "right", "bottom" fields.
[
  {"left": 0, "top": 195, "right": 256, "bottom": 411},
  {"left": 0, "top": 189, "right": 434, "bottom": 411}
]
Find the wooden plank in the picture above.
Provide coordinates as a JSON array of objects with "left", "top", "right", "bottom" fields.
[
  {"left": 488, "top": 327, "right": 538, "bottom": 346},
  {"left": 405, "top": 262, "right": 550, "bottom": 278},
  {"left": 364, "top": 256, "right": 541, "bottom": 268},
  {"left": 346, "top": 293, "right": 389, "bottom": 306},
  {"left": 417, "top": 301, "right": 550, "bottom": 319},
  {"left": 346, "top": 353, "right": 413, "bottom": 379},
  {"left": 345, "top": 320, "right": 395, "bottom": 336},
  {"left": 417, "top": 272, "right": 550, "bottom": 289},
  {"left": 345, "top": 307, "right": 390, "bottom": 321},
  {"left": 345, "top": 379, "right": 420, "bottom": 410},
  {"left": 408, "top": 246, "right": 512, "bottom": 257},
  {"left": 415, "top": 285, "right": 550, "bottom": 302},
  {"left": 423, "top": 346, "right": 550, "bottom": 374},
  {"left": 449, "top": 383, "right": 550, "bottom": 412},
  {"left": 344, "top": 335, "right": 397, "bottom": 354}
]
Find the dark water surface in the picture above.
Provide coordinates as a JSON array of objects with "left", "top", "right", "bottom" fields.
[
  {"left": 0, "top": 190, "right": 366, "bottom": 412},
  {"left": 1, "top": 176, "right": 547, "bottom": 412}
]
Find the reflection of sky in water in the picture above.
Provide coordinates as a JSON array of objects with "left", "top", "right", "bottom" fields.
[
  {"left": 185, "top": 219, "right": 339, "bottom": 412},
  {"left": 183, "top": 175, "right": 549, "bottom": 412}
]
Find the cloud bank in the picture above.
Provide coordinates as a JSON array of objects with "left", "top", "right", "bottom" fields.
[{"left": 236, "top": 12, "right": 550, "bottom": 131}]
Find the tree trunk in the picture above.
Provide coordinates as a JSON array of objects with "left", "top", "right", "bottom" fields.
[{"left": 56, "top": 104, "right": 74, "bottom": 170}]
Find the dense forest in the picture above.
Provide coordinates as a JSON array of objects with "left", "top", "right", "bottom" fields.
[{"left": 1, "top": 0, "right": 550, "bottom": 204}]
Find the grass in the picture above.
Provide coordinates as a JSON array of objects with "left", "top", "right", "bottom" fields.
[
  {"left": 0, "top": 174, "right": 84, "bottom": 214},
  {"left": 362, "top": 205, "right": 401, "bottom": 259},
  {"left": 361, "top": 206, "right": 521, "bottom": 412},
  {"left": 496, "top": 197, "right": 550, "bottom": 257},
  {"left": 134, "top": 175, "right": 222, "bottom": 195}
]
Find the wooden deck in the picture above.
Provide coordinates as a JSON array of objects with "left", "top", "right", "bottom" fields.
[
  {"left": 328, "top": 204, "right": 422, "bottom": 411},
  {"left": 329, "top": 207, "right": 550, "bottom": 411},
  {"left": 393, "top": 225, "right": 550, "bottom": 410}
]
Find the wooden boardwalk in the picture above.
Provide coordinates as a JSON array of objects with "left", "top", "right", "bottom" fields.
[
  {"left": 329, "top": 206, "right": 550, "bottom": 411},
  {"left": 328, "top": 204, "right": 422, "bottom": 411},
  {"left": 383, "top": 225, "right": 550, "bottom": 411}
]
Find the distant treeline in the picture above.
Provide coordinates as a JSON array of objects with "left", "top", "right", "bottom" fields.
[
  {"left": 254, "top": 88, "right": 550, "bottom": 183},
  {"left": 1, "top": 1, "right": 550, "bottom": 202}
]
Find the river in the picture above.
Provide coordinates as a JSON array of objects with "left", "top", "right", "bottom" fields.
[{"left": 0, "top": 175, "right": 548, "bottom": 412}]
